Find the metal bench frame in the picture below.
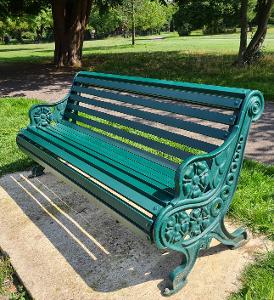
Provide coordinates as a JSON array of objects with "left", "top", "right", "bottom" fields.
[{"left": 17, "top": 71, "right": 264, "bottom": 296}]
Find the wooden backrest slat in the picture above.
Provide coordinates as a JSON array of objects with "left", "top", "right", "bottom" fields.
[
  {"left": 69, "top": 94, "right": 227, "bottom": 140},
  {"left": 62, "top": 120, "right": 179, "bottom": 171},
  {"left": 65, "top": 105, "right": 216, "bottom": 153},
  {"left": 65, "top": 112, "right": 192, "bottom": 160},
  {"left": 79, "top": 71, "right": 248, "bottom": 99},
  {"left": 71, "top": 85, "right": 236, "bottom": 125},
  {"left": 74, "top": 76, "right": 243, "bottom": 110}
]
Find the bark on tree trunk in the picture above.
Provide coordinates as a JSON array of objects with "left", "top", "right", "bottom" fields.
[
  {"left": 237, "top": 0, "right": 274, "bottom": 65},
  {"left": 237, "top": 0, "right": 249, "bottom": 64},
  {"left": 131, "top": 0, "right": 135, "bottom": 46},
  {"left": 52, "top": 0, "right": 93, "bottom": 67}
]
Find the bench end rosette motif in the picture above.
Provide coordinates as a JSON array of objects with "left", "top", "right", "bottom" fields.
[{"left": 29, "top": 97, "right": 68, "bottom": 127}]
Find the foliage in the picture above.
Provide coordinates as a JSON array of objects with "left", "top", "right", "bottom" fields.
[
  {"left": 5, "top": 15, "right": 34, "bottom": 42},
  {"left": 270, "top": 5, "right": 274, "bottom": 23},
  {"left": 229, "top": 251, "right": 274, "bottom": 300},
  {"left": 89, "top": 0, "right": 173, "bottom": 38},
  {"left": 32, "top": 7, "right": 53, "bottom": 41},
  {"left": 0, "top": 253, "right": 30, "bottom": 299},
  {"left": 174, "top": 0, "right": 241, "bottom": 35},
  {"left": 89, "top": 6, "right": 122, "bottom": 38}
]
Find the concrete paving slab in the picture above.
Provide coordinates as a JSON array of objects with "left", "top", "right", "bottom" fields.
[{"left": 0, "top": 171, "right": 272, "bottom": 300}]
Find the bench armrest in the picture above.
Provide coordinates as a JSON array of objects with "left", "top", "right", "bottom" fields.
[
  {"left": 28, "top": 96, "right": 68, "bottom": 127},
  {"left": 173, "top": 90, "right": 264, "bottom": 204}
]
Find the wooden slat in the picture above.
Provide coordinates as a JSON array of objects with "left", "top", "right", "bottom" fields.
[
  {"left": 65, "top": 111, "right": 192, "bottom": 160},
  {"left": 62, "top": 119, "right": 179, "bottom": 172},
  {"left": 54, "top": 122, "right": 178, "bottom": 188},
  {"left": 64, "top": 104, "right": 217, "bottom": 153},
  {"left": 31, "top": 126, "right": 174, "bottom": 202},
  {"left": 67, "top": 97, "right": 227, "bottom": 140},
  {"left": 71, "top": 85, "right": 236, "bottom": 125},
  {"left": 74, "top": 76, "right": 243, "bottom": 109},
  {"left": 48, "top": 124, "right": 175, "bottom": 190},
  {"left": 22, "top": 129, "right": 168, "bottom": 212},
  {"left": 61, "top": 120, "right": 178, "bottom": 174},
  {"left": 17, "top": 135, "right": 154, "bottom": 233},
  {"left": 78, "top": 71, "right": 249, "bottom": 99}
]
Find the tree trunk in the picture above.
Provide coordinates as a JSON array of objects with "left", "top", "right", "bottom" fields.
[
  {"left": 237, "top": 0, "right": 249, "bottom": 63},
  {"left": 238, "top": 0, "right": 274, "bottom": 65},
  {"left": 131, "top": 0, "right": 135, "bottom": 46},
  {"left": 52, "top": 0, "right": 93, "bottom": 67}
]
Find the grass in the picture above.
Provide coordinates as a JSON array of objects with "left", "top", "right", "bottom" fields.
[
  {"left": 230, "top": 160, "right": 274, "bottom": 240},
  {"left": 0, "top": 97, "right": 273, "bottom": 300},
  {"left": 0, "top": 98, "right": 41, "bottom": 176},
  {"left": 0, "top": 251, "right": 29, "bottom": 299},
  {"left": 0, "top": 30, "right": 274, "bottom": 100},
  {"left": 229, "top": 251, "right": 274, "bottom": 300}
]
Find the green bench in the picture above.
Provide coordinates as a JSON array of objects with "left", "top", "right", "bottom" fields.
[{"left": 17, "top": 71, "right": 264, "bottom": 296}]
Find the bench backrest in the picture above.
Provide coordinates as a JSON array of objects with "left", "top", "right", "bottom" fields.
[{"left": 63, "top": 72, "right": 250, "bottom": 168}]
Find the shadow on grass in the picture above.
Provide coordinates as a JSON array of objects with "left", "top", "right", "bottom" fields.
[
  {"left": 0, "top": 158, "right": 34, "bottom": 177},
  {"left": 1, "top": 51, "right": 274, "bottom": 99}
]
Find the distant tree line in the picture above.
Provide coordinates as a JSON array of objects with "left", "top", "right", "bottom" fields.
[{"left": 0, "top": 0, "right": 273, "bottom": 66}]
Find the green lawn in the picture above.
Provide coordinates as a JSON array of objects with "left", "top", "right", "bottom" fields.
[
  {"left": 0, "top": 98, "right": 41, "bottom": 176},
  {"left": 230, "top": 251, "right": 274, "bottom": 300},
  {"left": 0, "top": 97, "right": 273, "bottom": 300},
  {"left": 0, "top": 251, "right": 29, "bottom": 299},
  {"left": 0, "top": 30, "right": 274, "bottom": 100}
]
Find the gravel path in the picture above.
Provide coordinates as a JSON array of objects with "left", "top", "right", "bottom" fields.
[{"left": 1, "top": 62, "right": 273, "bottom": 164}]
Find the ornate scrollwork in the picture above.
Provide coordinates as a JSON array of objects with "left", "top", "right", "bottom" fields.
[
  {"left": 29, "top": 98, "right": 67, "bottom": 127},
  {"left": 32, "top": 106, "right": 53, "bottom": 127},
  {"left": 161, "top": 205, "right": 216, "bottom": 246},
  {"left": 182, "top": 161, "right": 210, "bottom": 199},
  {"left": 248, "top": 95, "right": 264, "bottom": 121},
  {"left": 157, "top": 134, "right": 246, "bottom": 250}
]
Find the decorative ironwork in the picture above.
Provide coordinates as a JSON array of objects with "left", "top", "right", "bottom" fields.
[
  {"left": 182, "top": 161, "right": 210, "bottom": 199},
  {"left": 32, "top": 106, "right": 52, "bottom": 127},
  {"left": 29, "top": 98, "right": 67, "bottom": 127}
]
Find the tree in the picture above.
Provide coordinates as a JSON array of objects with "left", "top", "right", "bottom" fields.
[
  {"left": 236, "top": 0, "right": 274, "bottom": 65},
  {"left": 52, "top": 0, "right": 92, "bottom": 67},
  {"left": 174, "top": 0, "right": 240, "bottom": 36},
  {"left": 33, "top": 7, "right": 53, "bottom": 42},
  {"left": 5, "top": 15, "right": 31, "bottom": 43}
]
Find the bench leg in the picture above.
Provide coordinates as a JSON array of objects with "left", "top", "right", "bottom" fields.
[
  {"left": 28, "top": 164, "right": 45, "bottom": 178},
  {"left": 212, "top": 217, "right": 249, "bottom": 250},
  {"left": 163, "top": 243, "right": 200, "bottom": 296}
]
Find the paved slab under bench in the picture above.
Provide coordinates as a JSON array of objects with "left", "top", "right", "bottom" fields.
[{"left": 0, "top": 172, "right": 272, "bottom": 300}]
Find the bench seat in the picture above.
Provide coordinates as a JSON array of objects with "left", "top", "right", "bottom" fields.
[{"left": 17, "top": 71, "right": 264, "bottom": 296}]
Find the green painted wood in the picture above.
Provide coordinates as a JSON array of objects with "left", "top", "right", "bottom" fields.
[
  {"left": 75, "top": 76, "right": 243, "bottom": 109},
  {"left": 44, "top": 125, "right": 175, "bottom": 193},
  {"left": 65, "top": 111, "right": 191, "bottom": 160},
  {"left": 62, "top": 119, "right": 179, "bottom": 171},
  {"left": 71, "top": 85, "right": 236, "bottom": 125},
  {"left": 53, "top": 123, "right": 176, "bottom": 188},
  {"left": 16, "top": 134, "right": 153, "bottom": 233},
  {"left": 65, "top": 106, "right": 216, "bottom": 153},
  {"left": 22, "top": 128, "right": 168, "bottom": 212},
  {"left": 67, "top": 100, "right": 227, "bottom": 140},
  {"left": 78, "top": 71, "right": 249, "bottom": 101},
  {"left": 33, "top": 125, "right": 173, "bottom": 203}
]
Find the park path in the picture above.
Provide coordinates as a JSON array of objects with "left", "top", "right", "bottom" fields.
[{"left": 1, "top": 62, "right": 273, "bottom": 164}]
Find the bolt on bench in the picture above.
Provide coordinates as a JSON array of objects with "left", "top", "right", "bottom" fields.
[{"left": 17, "top": 71, "right": 264, "bottom": 296}]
